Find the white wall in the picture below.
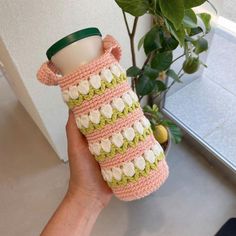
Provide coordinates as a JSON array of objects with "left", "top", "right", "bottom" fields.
[{"left": 0, "top": 0, "right": 151, "bottom": 161}]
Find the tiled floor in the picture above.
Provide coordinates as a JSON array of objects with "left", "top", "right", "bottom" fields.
[
  {"left": 222, "top": 0, "right": 236, "bottom": 22},
  {"left": 1, "top": 70, "right": 236, "bottom": 236},
  {"left": 165, "top": 28, "right": 236, "bottom": 169}
]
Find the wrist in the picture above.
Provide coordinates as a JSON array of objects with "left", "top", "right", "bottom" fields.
[{"left": 65, "top": 188, "right": 104, "bottom": 214}]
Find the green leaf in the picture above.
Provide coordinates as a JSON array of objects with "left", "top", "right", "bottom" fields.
[
  {"left": 198, "top": 13, "right": 211, "bottom": 33},
  {"left": 184, "top": 0, "right": 206, "bottom": 8},
  {"left": 144, "top": 26, "right": 162, "bottom": 55},
  {"left": 165, "top": 20, "right": 185, "bottom": 46},
  {"left": 136, "top": 75, "right": 155, "bottom": 96},
  {"left": 183, "top": 9, "right": 198, "bottom": 28},
  {"left": 161, "top": 33, "right": 179, "bottom": 52},
  {"left": 169, "top": 125, "right": 182, "bottom": 144},
  {"left": 143, "top": 105, "right": 153, "bottom": 113},
  {"left": 143, "top": 104, "right": 160, "bottom": 117},
  {"left": 143, "top": 104, "right": 163, "bottom": 122},
  {"left": 138, "top": 34, "right": 145, "bottom": 50},
  {"left": 126, "top": 66, "right": 142, "bottom": 77},
  {"left": 151, "top": 51, "right": 173, "bottom": 71},
  {"left": 165, "top": 36, "right": 179, "bottom": 51},
  {"left": 143, "top": 65, "right": 159, "bottom": 80},
  {"left": 173, "top": 26, "right": 185, "bottom": 47},
  {"left": 193, "top": 38, "right": 208, "bottom": 54},
  {"left": 115, "top": 0, "right": 149, "bottom": 16},
  {"left": 152, "top": 104, "right": 159, "bottom": 112},
  {"left": 166, "top": 69, "right": 182, "bottom": 82},
  {"left": 159, "top": 0, "right": 184, "bottom": 30},
  {"left": 150, "top": 119, "right": 157, "bottom": 131},
  {"left": 161, "top": 120, "right": 182, "bottom": 144},
  {"left": 154, "top": 80, "right": 167, "bottom": 91},
  {"left": 189, "top": 26, "right": 203, "bottom": 36}
]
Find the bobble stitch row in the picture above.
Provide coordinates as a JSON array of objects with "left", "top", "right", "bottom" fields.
[
  {"left": 75, "top": 90, "right": 139, "bottom": 130},
  {"left": 78, "top": 102, "right": 140, "bottom": 135},
  {"left": 88, "top": 116, "right": 151, "bottom": 156},
  {"left": 61, "top": 63, "right": 126, "bottom": 102},
  {"left": 101, "top": 143, "right": 164, "bottom": 183}
]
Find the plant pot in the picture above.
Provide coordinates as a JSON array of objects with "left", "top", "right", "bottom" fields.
[{"left": 162, "top": 129, "right": 172, "bottom": 157}]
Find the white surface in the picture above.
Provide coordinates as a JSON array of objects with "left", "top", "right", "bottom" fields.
[{"left": 0, "top": 0, "right": 150, "bottom": 161}]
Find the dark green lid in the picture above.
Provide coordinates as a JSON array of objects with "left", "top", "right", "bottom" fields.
[{"left": 46, "top": 27, "right": 102, "bottom": 60}]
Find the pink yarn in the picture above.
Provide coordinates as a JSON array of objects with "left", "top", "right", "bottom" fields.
[
  {"left": 112, "top": 160, "right": 169, "bottom": 201},
  {"left": 99, "top": 135, "right": 156, "bottom": 168},
  {"left": 37, "top": 34, "right": 169, "bottom": 201},
  {"left": 72, "top": 81, "right": 130, "bottom": 116},
  {"left": 37, "top": 35, "right": 121, "bottom": 90},
  {"left": 85, "top": 108, "right": 143, "bottom": 143}
]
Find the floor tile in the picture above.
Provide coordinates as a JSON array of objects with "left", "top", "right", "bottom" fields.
[
  {"left": 165, "top": 76, "right": 236, "bottom": 137},
  {"left": 204, "top": 29, "right": 236, "bottom": 96},
  {"left": 205, "top": 108, "right": 236, "bottom": 168}
]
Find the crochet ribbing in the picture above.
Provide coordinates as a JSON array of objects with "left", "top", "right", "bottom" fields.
[{"left": 37, "top": 34, "right": 169, "bottom": 201}]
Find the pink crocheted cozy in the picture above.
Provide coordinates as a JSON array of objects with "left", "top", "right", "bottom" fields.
[{"left": 37, "top": 35, "right": 169, "bottom": 201}]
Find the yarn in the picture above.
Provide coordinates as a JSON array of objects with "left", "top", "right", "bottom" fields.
[
  {"left": 37, "top": 34, "right": 169, "bottom": 201},
  {"left": 66, "top": 73, "right": 127, "bottom": 109},
  {"left": 92, "top": 127, "right": 153, "bottom": 161},
  {"left": 78, "top": 102, "right": 140, "bottom": 135}
]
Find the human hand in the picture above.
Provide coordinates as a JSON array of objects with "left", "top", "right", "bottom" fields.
[
  {"left": 40, "top": 111, "right": 112, "bottom": 236},
  {"left": 65, "top": 110, "right": 112, "bottom": 210}
]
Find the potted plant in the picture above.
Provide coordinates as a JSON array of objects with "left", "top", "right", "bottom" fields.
[{"left": 115, "top": 0, "right": 214, "bottom": 152}]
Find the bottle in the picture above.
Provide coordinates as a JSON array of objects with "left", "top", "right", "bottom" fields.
[
  {"left": 47, "top": 28, "right": 103, "bottom": 75},
  {"left": 37, "top": 27, "right": 169, "bottom": 201}
]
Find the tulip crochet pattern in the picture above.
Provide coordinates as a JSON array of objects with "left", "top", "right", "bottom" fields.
[{"left": 37, "top": 35, "right": 169, "bottom": 201}]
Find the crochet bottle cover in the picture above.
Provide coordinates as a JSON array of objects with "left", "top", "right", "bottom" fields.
[{"left": 37, "top": 35, "right": 169, "bottom": 201}]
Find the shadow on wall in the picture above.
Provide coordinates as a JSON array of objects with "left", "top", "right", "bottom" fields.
[{"left": 0, "top": 76, "right": 63, "bottom": 182}]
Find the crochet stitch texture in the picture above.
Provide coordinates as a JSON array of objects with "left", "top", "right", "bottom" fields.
[{"left": 37, "top": 35, "right": 169, "bottom": 201}]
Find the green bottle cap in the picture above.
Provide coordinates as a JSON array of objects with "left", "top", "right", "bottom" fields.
[{"left": 46, "top": 27, "right": 102, "bottom": 60}]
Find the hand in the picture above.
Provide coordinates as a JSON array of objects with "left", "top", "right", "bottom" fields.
[
  {"left": 41, "top": 111, "right": 112, "bottom": 236},
  {"left": 66, "top": 110, "right": 112, "bottom": 209}
]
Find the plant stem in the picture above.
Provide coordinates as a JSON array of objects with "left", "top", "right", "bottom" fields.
[
  {"left": 122, "top": 11, "right": 131, "bottom": 36},
  {"left": 139, "top": 95, "right": 144, "bottom": 102},
  {"left": 153, "top": 70, "right": 184, "bottom": 102},
  {"left": 171, "top": 53, "right": 185, "bottom": 65},
  {"left": 141, "top": 53, "right": 152, "bottom": 70},
  {"left": 177, "top": 68, "right": 183, "bottom": 76},
  {"left": 166, "top": 71, "right": 184, "bottom": 91},
  {"left": 184, "top": 42, "right": 189, "bottom": 58},
  {"left": 206, "top": 0, "right": 218, "bottom": 14},
  {"left": 122, "top": 11, "right": 139, "bottom": 90},
  {"left": 136, "top": 52, "right": 153, "bottom": 101},
  {"left": 130, "top": 17, "right": 139, "bottom": 67},
  {"left": 167, "top": 80, "right": 176, "bottom": 91},
  {"left": 152, "top": 92, "right": 161, "bottom": 101}
]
